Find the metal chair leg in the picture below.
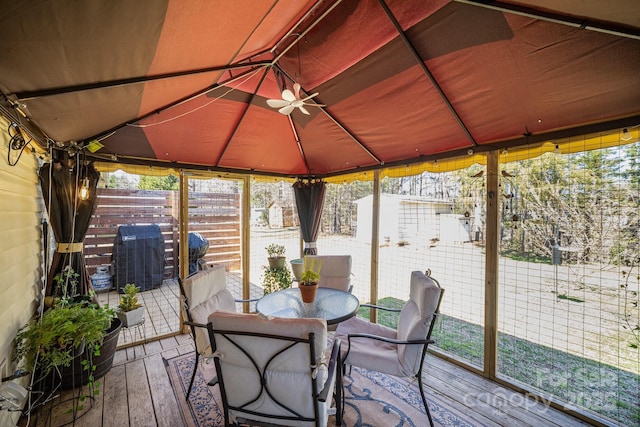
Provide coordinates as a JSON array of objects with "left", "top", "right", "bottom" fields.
[
  {"left": 186, "top": 352, "right": 199, "bottom": 400},
  {"left": 335, "top": 360, "right": 343, "bottom": 426},
  {"left": 417, "top": 373, "right": 434, "bottom": 427}
]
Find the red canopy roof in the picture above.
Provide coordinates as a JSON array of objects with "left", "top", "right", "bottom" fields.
[{"left": 1, "top": 0, "right": 639, "bottom": 177}]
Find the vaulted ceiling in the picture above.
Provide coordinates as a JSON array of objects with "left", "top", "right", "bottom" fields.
[{"left": 1, "top": 0, "right": 639, "bottom": 178}]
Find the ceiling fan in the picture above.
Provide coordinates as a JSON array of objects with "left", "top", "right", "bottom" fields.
[{"left": 266, "top": 83, "right": 325, "bottom": 115}]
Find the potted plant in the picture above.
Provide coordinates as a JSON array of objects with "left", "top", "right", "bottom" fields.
[
  {"left": 266, "top": 243, "right": 286, "bottom": 268},
  {"left": 262, "top": 265, "right": 293, "bottom": 295},
  {"left": 13, "top": 266, "right": 121, "bottom": 398},
  {"left": 117, "top": 283, "right": 144, "bottom": 327},
  {"left": 14, "top": 300, "right": 114, "bottom": 380},
  {"left": 299, "top": 257, "right": 322, "bottom": 303}
]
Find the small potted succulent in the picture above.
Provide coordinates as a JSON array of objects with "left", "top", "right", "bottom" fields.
[
  {"left": 117, "top": 283, "right": 144, "bottom": 327},
  {"left": 266, "top": 243, "right": 286, "bottom": 269},
  {"left": 298, "top": 257, "right": 322, "bottom": 303}
]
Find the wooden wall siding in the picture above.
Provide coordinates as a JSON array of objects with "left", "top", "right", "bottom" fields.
[
  {"left": 0, "top": 116, "right": 43, "bottom": 427},
  {"left": 83, "top": 188, "right": 241, "bottom": 277}
]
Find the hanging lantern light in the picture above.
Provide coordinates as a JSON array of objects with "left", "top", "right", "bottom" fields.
[{"left": 79, "top": 177, "right": 90, "bottom": 201}]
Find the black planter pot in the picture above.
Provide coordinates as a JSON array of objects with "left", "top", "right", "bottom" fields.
[{"left": 58, "top": 317, "right": 122, "bottom": 390}]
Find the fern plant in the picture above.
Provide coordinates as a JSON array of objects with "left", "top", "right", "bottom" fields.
[
  {"left": 14, "top": 266, "right": 115, "bottom": 410},
  {"left": 14, "top": 299, "right": 114, "bottom": 376}
]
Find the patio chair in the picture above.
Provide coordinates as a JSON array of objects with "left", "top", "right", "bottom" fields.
[
  {"left": 178, "top": 265, "right": 237, "bottom": 399},
  {"left": 334, "top": 270, "right": 443, "bottom": 427},
  {"left": 207, "top": 310, "right": 342, "bottom": 427},
  {"left": 305, "top": 255, "right": 352, "bottom": 292}
]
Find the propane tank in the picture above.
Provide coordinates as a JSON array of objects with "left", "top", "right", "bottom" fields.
[{"left": 91, "top": 265, "right": 113, "bottom": 292}]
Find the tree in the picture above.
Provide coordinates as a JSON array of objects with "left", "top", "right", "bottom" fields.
[
  {"left": 138, "top": 174, "right": 179, "bottom": 190},
  {"left": 507, "top": 153, "right": 569, "bottom": 258},
  {"left": 322, "top": 180, "right": 372, "bottom": 235},
  {"left": 101, "top": 171, "right": 137, "bottom": 189}
]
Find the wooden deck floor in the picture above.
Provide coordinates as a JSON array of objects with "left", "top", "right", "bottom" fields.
[
  {"left": 57, "top": 276, "right": 595, "bottom": 426},
  {"left": 23, "top": 334, "right": 591, "bottom": 427}
]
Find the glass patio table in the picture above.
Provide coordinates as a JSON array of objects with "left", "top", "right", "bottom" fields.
[{"left": 256, "top": 287, "right": 360, "bottom": 325}]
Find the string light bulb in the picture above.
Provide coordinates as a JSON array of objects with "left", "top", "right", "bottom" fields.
[
  {"left": 621, "top": 128, "right": 632, "bottom": 142},
  {"left": 79, "top": 178, "right": 90, "bottom": 201}
]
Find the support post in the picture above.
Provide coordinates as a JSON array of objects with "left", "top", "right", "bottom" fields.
[
  {"left": 179, "top": 171, "right": 189, "bottom": 332},
  {"left": 370, "top": 170, "right": 381, "bottom": 323},
  {"left": 242, "top": 176, "right": 251, "bottom": 312},
  {"left": 484, "top": 150, "right": 499, "bottom": 377}
]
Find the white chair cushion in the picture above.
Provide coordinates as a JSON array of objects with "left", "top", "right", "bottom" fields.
[
  {"left": 306, "top": 255, "right": 352, "bottom": 292},
  {"left": 409, "top": 270, "right": 441, "bottom": 323},
  {"left": 335, "top": 316, "right": 405, "bottom": 377},
  {"left": 396, "top": 271, "right": 441, "bottom": 374},
  {"left": 189, "top": 289, "right": 236, "bottom": 354},
  {"left": 209, "top": 311, "right": 329, "bottom": 427},
  {"left": 396, "top": 300, "right": 427, "bottom": 375},
  {"left": 183, "top": 265, "right": 227, "bottom": 308}
]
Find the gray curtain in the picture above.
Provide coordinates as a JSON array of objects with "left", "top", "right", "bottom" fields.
[{"left": 293, "top": 179, "right": 326, "bottom": 255}]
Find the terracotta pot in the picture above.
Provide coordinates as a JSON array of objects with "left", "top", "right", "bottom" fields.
[{"left": 299, "top": 282, "right": 318, "bottom": 303}]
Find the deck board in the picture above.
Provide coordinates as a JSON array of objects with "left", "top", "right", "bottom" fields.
[
  {"left": 145, "top": 353, "right": 184, "bottom": 427},
  {"left": 125, "top": 359, "right": 155, "bottom": 426},
  {"left": 426, "top": 358, "right": 542, "bottom": 427},
  {"left": 424, "top": 356, "right": 589, "bottom": 427},
  {"left": 101, "top": 364, "right": 128, "bottom": 427}
]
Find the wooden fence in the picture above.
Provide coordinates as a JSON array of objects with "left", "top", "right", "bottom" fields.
[{"left": 83, "top": 188, "right": 241, "bottom": 279}]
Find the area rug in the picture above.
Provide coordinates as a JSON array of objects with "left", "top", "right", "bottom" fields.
[{"left": 165, "top": 352, "right": 481, "bottom": 427}]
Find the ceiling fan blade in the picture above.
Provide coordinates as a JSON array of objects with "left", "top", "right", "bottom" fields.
[
  {"left": 279, "top": 105, "right": 295, "bottom": 115},
  {"left": 281, "top": 89, "right": 296, "bottom": 102},
  {"left": 301, "top": 101, "right": 326, "bottom": 108},
  {"left": 298, "top": 105, "right": 310, "bottom": 115},
  {"left": 300, "top": 92, "right": 319, "bottom": 102},
  {"left": 293, "top": 83, "right": 302, "bottom": 100},
  {"left": 267, "top": 99, "right": 290, "bottom": 108}
]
